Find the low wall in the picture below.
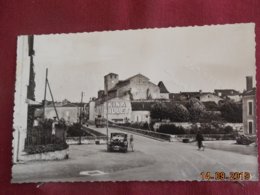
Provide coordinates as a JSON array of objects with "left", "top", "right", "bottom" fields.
[
  {"left": 20, "top": 149, "right": 69, "bottom": 161},
  {"left": 66, "top": 136, "right": 107, "bottom": 145},
  {"left": 154, "top": 122, "right": 243, "bottom": 131},
  {"left": 112, "top": 124, "right": 174, "bottom": 142}
]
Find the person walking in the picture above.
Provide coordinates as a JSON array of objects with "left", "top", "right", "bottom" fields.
[
  {"left": 129, "top": 134, "right": 134, "bottom": 152},
  {"left": 196, "top": 130, "right": 205, "bottom": 151}
]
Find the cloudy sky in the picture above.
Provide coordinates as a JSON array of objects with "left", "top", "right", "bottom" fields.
[{"left": 29, "top": 23, "right": 255, "bottom": 102}]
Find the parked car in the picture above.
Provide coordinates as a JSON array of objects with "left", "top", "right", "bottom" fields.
[{"left": 107, "top": 133, "right": 128, "bottom": 153}]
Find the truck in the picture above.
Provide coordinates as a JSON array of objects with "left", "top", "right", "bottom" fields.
[{"left": 95, "top": 116, "right": 106, "bottom": 128}]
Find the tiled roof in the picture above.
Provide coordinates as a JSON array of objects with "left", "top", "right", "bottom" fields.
[
  {"left": 214, "top": 89, "right": 240, "bottom": 96},
  {"left": 158, "top": 81, "right": 169, "bottom": 93},
  {"left": 242, "top": 88, "right": 256, "bottom": 96}
]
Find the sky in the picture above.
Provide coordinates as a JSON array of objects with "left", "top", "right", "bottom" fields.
[{"left": 28, "top": 23, "right": 255, "bottom": 102}]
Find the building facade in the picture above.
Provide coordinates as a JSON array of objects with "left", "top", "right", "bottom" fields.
[
  {"left": 88, "top": 73, "right": 170, "bottom": 123},
  {"left": 95, "top": 98, "right": 132, "bottom": 123},
  {"left": 242, "top": 76, "right": 256, "bottom": 135},
  {"left": 104, "top": 73, "right": 163, "bottom": 100}
]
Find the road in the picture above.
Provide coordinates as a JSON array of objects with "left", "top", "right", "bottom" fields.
[{"left": 12, "top": 125, "right": 258, "bottom": 182}]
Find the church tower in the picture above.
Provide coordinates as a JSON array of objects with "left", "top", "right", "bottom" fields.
[{"left": 104, "top": 73, "right": 119, "bottom": 94}]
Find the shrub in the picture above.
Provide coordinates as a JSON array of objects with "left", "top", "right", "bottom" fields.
[
  {"left": 25, "top": 143, "right": 69, "bottom": 154},
  {"left": 25, "top": 135, "right": 69, "bottom": 154},
  {"left": 220, "top": 101, "right": 242, "bottom": 123},
  {"left": 236, "top": 135, "right": 255, "bottom": 145}
]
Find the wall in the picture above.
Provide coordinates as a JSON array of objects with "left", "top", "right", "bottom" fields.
[
  {"left": 13, "top": 36, "right": 30, "bottom": 163},
  {"left": 200, "top": 93, "right": 222, "bottom": 104},
  {"left": 128, "top": 76, "right": 160, "bottom": 100},
  {"left": 153, "top": 122, "right": 243, "bottom": 132},
  {"left": 131, "top": 111, "right": 150, "bottom": 123},
  {"left": 95, "top": 98, "right": 132, "bottom": 123},
  {"left": 228, "top": 95, "right": 242, "bottom": 102},
  {"left": 242, "top": 95, "right": 256, "bottom": 134},
  {"left": 159, "top": 93, "right": 169, "bottom": 99},
  {"left": 88, "top": 101, "right": 96, "bottom": 121},
  {"left": 38, "top": 106, "right": 80, "bottom": 123}
]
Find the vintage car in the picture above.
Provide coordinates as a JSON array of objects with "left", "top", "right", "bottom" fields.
[{"left": 107, "top": 133, "right": 128, "bottom": 153}]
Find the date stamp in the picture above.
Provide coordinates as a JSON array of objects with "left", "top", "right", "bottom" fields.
[{"left": 200, "top": 171, "right": 251, "bottom": 181}]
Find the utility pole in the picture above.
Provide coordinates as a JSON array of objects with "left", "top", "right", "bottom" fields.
[
  {"left": 47, "top": 79, "right": 59, "bottom": 121},
  {"left": 106, "top": 96, "right": 109, "bottom": 144},
  {"left": 79, "top": 91, "right": 84, "bottom": 124},
  {"left": 43, "top": 68, "right": 48, "bottom": 119}
]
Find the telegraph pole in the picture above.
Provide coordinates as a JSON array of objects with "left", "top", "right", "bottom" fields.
[
  {"left": 43, "top": 68, "right": 48, "bottom": 119},
  {"left": 106, "top": 96, "right": 109, "bottom": 144},
  {"left": 79, "top": 91, "right": 84, "bottom": 124}
]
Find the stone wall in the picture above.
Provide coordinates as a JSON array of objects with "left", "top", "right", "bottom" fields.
[{"left": 20, "top": 149, "right": 69, "bottom": 161}]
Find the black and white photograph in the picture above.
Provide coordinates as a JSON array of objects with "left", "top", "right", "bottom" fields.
[{"left": 12, "top": 23, "right": 258, "bottom": 182}]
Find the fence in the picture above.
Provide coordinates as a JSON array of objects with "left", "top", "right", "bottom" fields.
[{"left": 25, "top": 125, "right": 66, "bottom": 147}]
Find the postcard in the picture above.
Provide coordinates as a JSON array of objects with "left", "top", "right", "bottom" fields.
[{"left": 12, "top": 23, "right": 258, "bottom": 182}]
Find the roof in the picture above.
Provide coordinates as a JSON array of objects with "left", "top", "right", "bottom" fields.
[
  {"left": 125, "top": 73, "right": 149, "bottom": 81},
  {"left": 158, "top": 81, "right": 169, "bottom": 93},
  {"left": 214, "top": 89, "right": 240, "bottom": 96},
  {"left": 105, "top": 73, "right": 118, "bottom": 77},
  {"left": 108, "top": 80, "right": 130, "bottom": 92},
  {"left": 108, "top": 74, "right": 149, "bottom": 92},
  {"left": 242, "top": 88, "right": 256, "bottom": 96}
]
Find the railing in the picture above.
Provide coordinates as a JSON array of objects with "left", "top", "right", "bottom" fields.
[
  {"left": 175, "top": 134, "right": 237, "bottom": 141},
  {"left": 111, "top": 124, "right": 172, "bottom": 141},
  {"left": 111, "top": 124, "right": 237, "bottom": 142}
]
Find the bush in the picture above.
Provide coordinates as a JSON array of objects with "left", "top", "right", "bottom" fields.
[
  {"left": 25, "top": 135, "right": 69, "bottom": 154},
  {"left": 25, "top": 142, "right": 69, "bottom": 154},
  {"left": 158, "top": 124, "right": 185, "bottom": 135},
  {"left": 236, "top": 135, "right": 256, "bottom": 145},
  {"left": 220, "top": 101, "right": 242, "bottom": 123}
]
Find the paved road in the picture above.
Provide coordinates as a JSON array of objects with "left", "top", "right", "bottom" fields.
[{"left": 12, "top": 125, "right": 258, "bottom": 182}]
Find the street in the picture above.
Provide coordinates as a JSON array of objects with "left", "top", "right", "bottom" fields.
[{"left": 12, "top": 126, "right": 258, "bottom": 182}]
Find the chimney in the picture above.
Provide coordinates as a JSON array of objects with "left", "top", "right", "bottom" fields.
[{"left": 246, "top": 76, "right": 253, "bottom": 91}]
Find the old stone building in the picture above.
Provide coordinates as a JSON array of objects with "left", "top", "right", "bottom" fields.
[
  {"left": 89, "top": 73, "right": 170, "bottom": 123},
  {"left": 104, "top": 73, "right": 164, "bottom": 100},
  {"left": 242, "top": 76, "right": 256, "bottom": 135}
]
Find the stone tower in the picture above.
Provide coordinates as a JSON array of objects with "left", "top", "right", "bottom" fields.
[{"left": 104, "top": 73, "right": 119, "bottom": 94}]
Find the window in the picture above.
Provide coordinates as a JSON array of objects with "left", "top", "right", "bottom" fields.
[
  {"left": 248, "top": 121, "right": 253, "bottom": 134},
  {"left": 248, "top": 100, "right": 253, "bottom": 116}
]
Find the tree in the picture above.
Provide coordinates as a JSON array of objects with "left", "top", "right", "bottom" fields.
[
  {"left": 186, "top": 98, "right": 206, "bottom": 122},
  {"left": 220, "top": 101, "right": 242, "bottom": 123},
  {"left": 168, "top": 103, "right": 190, "bottom": 122},
  {"left": 150, "top": 102, "right": 168, "bottom": 121}
]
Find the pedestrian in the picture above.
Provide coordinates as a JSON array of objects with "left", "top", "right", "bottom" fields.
[
  {"left": 196, "top": 130, "right": 205, "bottom": 151},
  {"left": 129, "top": 134, "right": 134, "bottom": 152}
]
